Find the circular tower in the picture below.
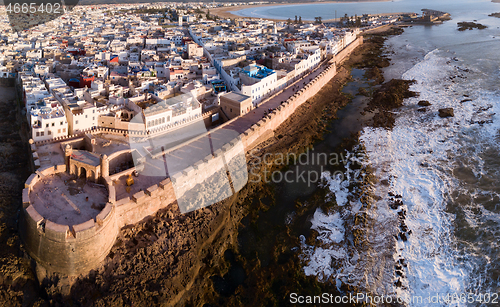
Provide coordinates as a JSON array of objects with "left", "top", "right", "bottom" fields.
[{"left": 64, "top": 144, "right": 73, "bottom": 170}]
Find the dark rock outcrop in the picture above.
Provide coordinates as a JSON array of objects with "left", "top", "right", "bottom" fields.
[
  {"left": 365, "top": 79, "right": 418, "bottom": 128},
  {"left": 438, "top": 108, "right": 454, "bottom": 118},
  {"left": 418, "top": 100, "right": 431, "bottom": 106},
  {"left": 457, "top": 21, "right": 487, "bottom": 31}
]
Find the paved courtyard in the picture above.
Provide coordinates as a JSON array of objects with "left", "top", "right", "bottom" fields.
[{"left": 30, "top": 173, "right": 108, "bottom": 226}]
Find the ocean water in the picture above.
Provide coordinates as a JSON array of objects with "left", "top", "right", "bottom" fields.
[
  {"left": 233, "top": 0, "right": 497, "bottom": 21},
  {"left": 355, "top": 44, "right": 500, "bottom": 304},
  {"left": 244, "top": 0, "right": 500, "bottom": 305}
]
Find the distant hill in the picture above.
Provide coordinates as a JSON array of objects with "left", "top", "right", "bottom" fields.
[
  {"left": 78, "top": 0, "right": 163, "bottom": 4},
  {"left": 78, "top": 0, "right": 369, "bottom": 6}
]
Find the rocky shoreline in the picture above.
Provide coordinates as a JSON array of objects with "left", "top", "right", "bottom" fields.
[
  {"left": 457, "top": 21, "right": 488, "bottom": 31},
  {"left": 0, "top": 86, "right": 37, "bottom": 307},
  {"left": 0, "top": 26, "right": 415, "bottom": 306},
  {"left": 201, "top": 26, "right": 416, "bottom": 306},
  {"left": 58, "top": 62, "right": 356, "bottom": 306}
]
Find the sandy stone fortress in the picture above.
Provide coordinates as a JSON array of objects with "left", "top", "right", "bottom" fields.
[{"left": 19, "top": 38, "right": 363, "bottom": 278}]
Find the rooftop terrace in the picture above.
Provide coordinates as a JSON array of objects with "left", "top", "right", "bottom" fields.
[{"left": 241, "top": 64, "right": 274, "bottom": 79}]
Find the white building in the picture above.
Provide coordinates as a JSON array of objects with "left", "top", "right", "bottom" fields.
[
  {"left": 0, "top": 67, "right": 9, "bottom": 78},
  {"left": 82, "top": 65, "right": 109, "bottom": 79},
  {"left": 321, "top": 39, "right": 343, "bottom": 56},
  {"left": 67, "top": 103, "right": 98, "bottom": 134},
  {"left": 20, "top": 74, "right": 52, "bottom": 108},
  {"left": 45, "top": 77, "right": 67, "bottom": 92},
  {"left": 143, "top": 93, "right": 202, "bottom": 130},
  {"left": 294, "top": 46, "right": 321, "bottom": 74},
  {"left": 29, "top": 99, "right": 68, "bottom": 142},
  {"left": 26, "top": 49, "right": 43, "bottom": 60},
  {"left": 239, "top": 64, "right": 278, "bottom": 105},
  {"left": 187, "top": 42, "right": 204, "bottom": 59},
  {"left": 34, "top": 64, "right": 50, "bottom": 76},
  {"left": 52, "top": 87, "right": 98, "bottom": 135}
]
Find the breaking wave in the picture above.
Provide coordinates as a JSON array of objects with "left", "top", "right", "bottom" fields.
[{"left": 301, "top": 48, "right": 500, "bottom": 306}]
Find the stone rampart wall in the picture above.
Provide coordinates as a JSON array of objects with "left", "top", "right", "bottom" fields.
[
  {"left": 21, "top": 37, "right": 363, "bottom": 276},
  {"left": 20, "top": 165, "right": 118, "bottom": 276}
]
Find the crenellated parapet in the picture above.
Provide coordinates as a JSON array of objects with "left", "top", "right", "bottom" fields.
[
  {"left": 20, "top": 37, "right": 362, "bottom": 277},
  {"left": 19, "top": 165, "right": 118, "bottom": 276}
]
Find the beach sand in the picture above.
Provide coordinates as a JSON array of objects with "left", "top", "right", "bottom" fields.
[{"left": 210, "top": 0, "right": 393, "bottom": 22}]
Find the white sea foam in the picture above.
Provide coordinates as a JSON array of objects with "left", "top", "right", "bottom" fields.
[
  {"left": 301, "top": 240, "right": 349, "bottom": 281},
  {"left": 301, "top": 46, "right": 500, "bottom": 305},
  {"left": 360, "top": 50, "right": 467, "bottom": 305},
  {"left": 322, "top": 171, "right": 350, "bottom": 207},
  {"left": 310, "top": 210, "right": 345, "bottom": 244},
  {"left": 360, "top": 49, "right": 500, "bottom": 305},
  {"left": 300, "top": 152, "right": 363, "bottom": 287},
  {"left": 300, "top": 208, "right": 349, "bottom": 284}
]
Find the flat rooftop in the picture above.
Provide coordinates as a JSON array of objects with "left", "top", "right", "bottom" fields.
[
  {"left": 241, "top": 64, "right": 274, "bottom": 79},
  {"left": 30, "top": 173, "right": 108, "bottom": 226},
  {"left": 70, "top": 150, "right": 101, "bottom": 166},
  {"left": 222, "top": 92, "right": 251, "bottom": 103}
]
